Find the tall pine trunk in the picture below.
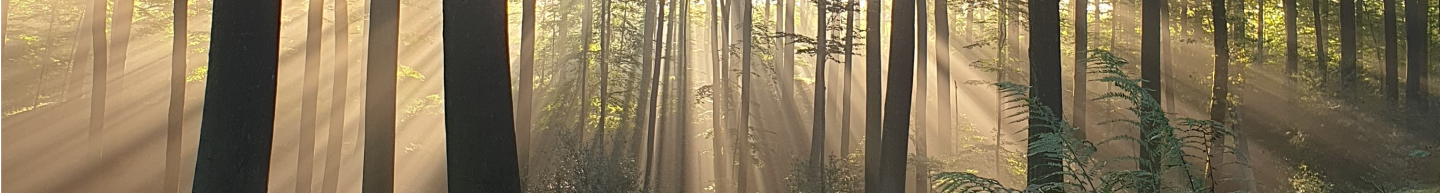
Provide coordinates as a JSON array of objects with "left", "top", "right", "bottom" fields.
[
  {"left": 322, "top": 0, "right": 351, "bottom": 191},
  {"left": 1141, "top": 0, "right": 1164, "bottom": 188},
  {"left": 517, "top": 0, "right": 537, "bottom": 168},
  {"left": 1403, "top": 0, "right": 1429, "bottom": 126},
  {"left": 191, "top": 0, "right": 280, "bottom": 191},
  {"left": 862, "top": 0, "right": 885, "bottom": 189},
  {"left": 165, "top": 0, "right": 188, "bottom": 192},
  {"left": 1382, "top": 0, "right": 1397, "bottom": 101},
  {"left": 363, "top": 0, "right": 399, "bottom": 191},
  {"left": 810, "top": 0, "right": 830, "bottom": 191},
  {"left": 1027, "top": 0, "right": 1064, "bottom": 192},
  {"left": 299, "top": 0, "right": 326, "bottom": 191},
  {"left": 1313, "top": 0, "right": 1327, "bottom": 79},
  {"left": 443, "top": 0, "right": 523, "bottom": 190},
  {"left": 841, "top": 0, "right": 857, "bottom": 156},
  {"left": 878, "top": 0, "right": 916, "bottom": 190},
  {"left": 736, "top": 0, "right": 754, "bottom": 189},
  {"left": 1286, "top": 0, "right": 1298, "bottom": 77}
]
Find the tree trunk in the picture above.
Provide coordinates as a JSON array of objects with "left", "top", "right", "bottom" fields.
[
  {"left": 67, "top": 0, "right": 95, "bottom": 102},
  {"left": 1027, "top": 0, "right": 1064, "bottom": 192},
  {"left": 1314, "top": 0, "right": 1327, "bottom": 78},
  {"left": 934, "top": 0, "right": 952, "bottom": 159},
  {"left": 634, "top": 0, "right": 660, "bottom": 154},
  {"left": 1382, "top": 0, "right": 1397, "bottom": 101},
  {"left": 1140, "top": 0, "right": 1165, "bottom": 189},
  {"left": 811, "top": 0, "right": 830, "bottom": 189},
  {"left": 576, "top": 0, "right": 595, "bottom": 142},
  {"left": 191, "top": 0, "right": 280, "bottom": 191},
  {"left": 1286, "top": 0, "right": 1298, "bottom": 77},
  {"left": 517, "top": 0, "right": 537, "bottom": 168},
  {"left": 110, "top": 0, "right": 134, "bottom": 116},
  {"left": 88, "top": 0, "right": 109, "bottom": 170},
  {"left": 911, "top": 0, "right": 930, "bottom": 191},
  {"left": 863, "top": 0, "right": 884, "bottom": 189},
  {"left": 322, "top": 0, "right": 351, "bottom": 191},
  {"left": 841, "top": 0, "right": 857, "bottom": 156},
  {"left": 708, "top": 0, "right": 731, "bottom": 190},
  {"left": 675, "top": 1, "right": 692, "bottom": 190},
  {"left": 737, "top": 0, "right": 755, "bottom": 190},
  {"left": 165, "top": 0, "right": 187, "bottom": 192},
  {"left": 878, "top": 0, "right": 916, "bottom": 190},
  {"left": 597, "top": 0, "right": 614, "bottom": 152},
  {"left": 1403, "top": 0, "right": 1429, "bottom": 125},
  {"left": 641, "top": 0, "right": 671, "bottom": 187},
  {"left": 299, "top": 0, "right": 325, "bottom": 191},
  {"left": 363, "top": 0, "right": 399, "bottom": 191},
  {"left": 442, "top": 0, "right": 523, "bottom": 190},
  {"left": 1339, "top": 0, "right": 1356, "bottom": 85},
  {"left": 1072, "top": 0, "right": 1088, "bottom": 139},
  {"left": 1207, "top": 0, "right": 1231, "bottom": 189}
]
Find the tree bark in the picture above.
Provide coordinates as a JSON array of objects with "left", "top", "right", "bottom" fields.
[
  {"left": 811, "top": 0, "right": 830, "bottom": 190},
  {"left": 166, "top": 0, "right": 187, "bottom": 192},
  {"left": 1207, "top": 0, "right": 1231, "bottom": 189},
  {"left": 1072, "top": 0, "right": 1088, "bottom": 139},
  {"left": 191, "top": 0, "right": 280, "bottom": 191},
  {"left": 442, "top": 0, "right": 524, "bottom": 190},
  {"left": 1339, "top": 0, "right": 1356, "bottom": 85},
  {"left": 322, "top": 0, "right": 351, "bottom": 191},
  {"left": 299, "top": 0, "right": 326, "bottom": 191},
  {"left": 1286, "top": 0, "right": 1298, "bottom": 77},
  {"left": 1028, "top": 0, "right": 1064, "bottom": 192},
  {"left": 1382, "top": 0, "right": 1397, "bottom": 101},
  {"left": 363, "top": 0, "right": 399, "bottom": 191},
  {"left": 862, "top": 0, "right": 884, "bottom": 189},
  {"left": 841, "top": 0, "right": 857, "bottom": 156},
  {"left": 878, "top": 0, "right": 916, "bottom": 190},
  {"left": 737, "top": 0, "right": 754, "bottom": 190},
  {"left": 1403, "top": 0, "right": 1429, "bottom": 124},
  {"left": 1314, "top": 0, "right": 1327, "bottom": 78}
]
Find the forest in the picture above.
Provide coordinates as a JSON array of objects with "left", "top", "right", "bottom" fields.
[{"left": 0, "top": 0, "right": 1437, "bottom": 192}]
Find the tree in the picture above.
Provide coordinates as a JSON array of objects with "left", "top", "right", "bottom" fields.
[
  {"left": 1339, "top": 0, "right": 1355, "bottom": 85},
  {"left": 1382, "top": 0, "right": 1397, "bottom": 101},
  {"left": 364, "top": 0, "right": 399, "bottom": 191},
  {"left": 1286, "top": 0, "right": 1298, "bottom": 77},
  {"left": 1207, "top": 0, "right": 1230, "bottom": 188},
  {"left": 1403, "top": 0, "right": 1429, "bottom": 122},
  {"left": 299, "top": 0, "right": 326, "bottom": 191},
  {"left": 322, "top": 0, "right": 351, "bottom": 191},
  {"left": 442, "top": 0, "right": 523, "bottom": 190},
  {"left": 1313, "top": 0, "right": 1327, "bottom": 78},
  {"left": 191, "top": 0, "right": 281, "bottom": 191},
  {"left": 517, "top": 0, "right": 537, "bottom": 168},
  {"left": 736, "top": 0, "right": 754, "bottom": 190},
  {"left": 165, "top": 0, "right": 187, "bottom": 192},
  {"left": 933, "top": 0, "right": 954, "bottom": 166},
  {"left": 641, "top": 0, "right": 671, "bottom": 187},
  {"left": 840, "top": 0, "right": 857, "bottom": 157},
  {"left": 810, "top": 0, "right": 830, "bottom": 190},
  {"left": 910, "top": 0, "right": 930, "bottom": 190},
  {"left": 707, "top": 0, "right": 731, "bottom": 190},
  {"left": 877, "top": 0, "right": 916, "bottom": 190},
  {"left": 1027, "top": 0, "right": 1063, "bottom": 191},
  {"left": 1072, "top": 0, "right": 1088, "bottom": 138},
  {"left": 862, "top": 0, "right": 884, "bottom": 189},
  {"left": 596, "top": 0, "right": 613, "bottom": 152},
  {"left": 87, "top": 0, "right": 109, "bottom": 167}
]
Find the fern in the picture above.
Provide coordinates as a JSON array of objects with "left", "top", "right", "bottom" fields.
[{"left": 932, "top": 50, "right": 1235, "bottom": 193}]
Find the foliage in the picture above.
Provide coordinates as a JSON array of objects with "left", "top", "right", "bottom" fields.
[
  {"left": 786, "top": 155, "right": 864, "bottom": 193},
  {"left": 931, "top": 50, "right": 1234, "bottom": 193}
]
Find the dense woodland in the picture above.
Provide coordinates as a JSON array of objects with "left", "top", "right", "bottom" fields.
[{"left": 1, "top": 0, "right": 1437, "bottom": 192}]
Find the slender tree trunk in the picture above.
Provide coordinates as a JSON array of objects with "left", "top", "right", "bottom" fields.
[
  {"left": 708, "top": 0, "right": 731, "bottom": 190},
  {"left": 577, "top": 0, "right": 595, "bottom": 142},
  {"left": 1207, "top": 0, "right": 1231, "bottom": 189},
  {"left": 641, "top": 0, "right": 670, "bottom": 187},
  {"left": 911, "top": 0, "right": 930, "bottom": 190},
  {"left": 1314, "top": 0, "right": 1327, "bottom": 78},
  {"left": 191, "top": 0, "right": 280, "bottom": 191},
  {"left": 1140, "top": 0, "right": 1165, "bottom": 188},
  {"left": 1236, "top": 1, "right": 1263, "bottom": 191},
  {"left": 1383, "top": 0, "right": 1397, "bottom": 101},
  {"left": 811, "top": 0, "right": 830, "bottom": 191},
  {"left": 1027, "top": 0, "right": 1064, "bottom": 192},
  {"left": 67, "top": 0, "right": 94, "bottom": 101},
  {"left": 111, "top": 0, "right": 134, "bottom": 115},
  {"left": 597, "top": 0, "right": 613, "bottom": 152},
  {"left": 322, "top": 0, "right": 351, "bottom": 191},
  {"left": 1339, "top": 0, "right": 1356, "bottom": 85},
  {"left": 1286, "top": 0, "right": 1298, "bottom": 77},
  {"left": 88, "top": 0, "right": 109, "bottom": 170},
  {"left": 442, "top": 0, "right": 523, "bottom": 190},
  {"left": 165, "top": 0, "right": 187, "bottom": 192},
  {"left": 517, "top": 0, "right": 537, "bottom": 168},
  {"left": 363, "top": 0, "right": 399, "bottom": 191},
  {"left": 841, "top": 0, "right": 857, "bottom": 156},
  {"left": 634, "top": 0, "right": 660, "bottom": 157},
  {"left": 934, "top": 0, "right": 952, "bottom": 159},
  {"left": 1404, "top": 0, "right": 1429, "bottom": 125},
  {"left": 1072, "top": 0, "right": 1088, "bottom": 139},
  {"left": 994, "top": 0, "right": 1007, "bottom": 180},
  {"left": 299, "top": 0, "right": 326, "bottom": 191},
  {"left": 675, "top": 0, "right": 692, "bottom": 190},
  {"left": 737, "top": 0, "right": 755, "bottom": 189},
  {"left": 862, "top": 0, "right": 884, "bottom": 189},
  {"left": 1162, "top": 0, "right": 1173, "bottom": 113},
  {"left": 878, "top": 0, "right": 916, "bottom": 190}
]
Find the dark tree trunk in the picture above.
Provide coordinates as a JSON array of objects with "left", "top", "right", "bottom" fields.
[
  {"left": 322, "top": 0, "right": 351, "bottom": 191},
  {"left": 1207, "top": 0, "right": 1231, "bottom": 189},
  {"left": 878, "top": 0, "right": 916, "bottom": 190},
  {"left": 1314, "top": 0, "right": 1327, "bottom": 78},
  {"left": 1339, "top": 0, "right": 1356, "bottom": 85},
  {"left": 1027, "top": 0, "right": 1064, "bottom": 191},
  {"left": 518, "top": 0, "right": 537, "bottom": 168},
  {"left": 1140, "top": 0, "right": 1164, "bottom": 181},
  {"left": 597, "top": 0, "right": 613, "bottom": 151},
  {"left": 88, "top": 0, "right": 109, "bottom": 169},
  {"left": 364, "top": 0, "right": 399, "bottom": 191},
  {"left": 442, "top": 0, "right": 523, "bottom": 191},
  {"left": 736, "top": 0, "right": 754, "bottom": 190},
  {"left": 1287, "top": 0, "right": 1298, "bottom": 76},
  {"left": 863, "top": 0, "right": 884, "bottom": 189},
  {"left": 1072, "top": 0, "right": 1088, "bottom": 139},
  {"left": 810, "top": 0, "right": 830, "bottom": 190},
  {"left": 635, "top": 0, "right": 659, "bottom": 151},
  {"left": 841, "top": 0, "right": 857, "bottom": 156},
  {"left": 641, "top": 0, "right": 670, "bottom": 187},
  {"left": 674, "top": 0, "right": 692, "bottom": 189},
  {"left": 1383, "top": 0, "right": 1397, "bottom": 101},
  {"left": 191, "top": 0, "right": 280, "bottom": 191},
  {"left": 165, "top": 0, "right": 187, "bottom": 192},
  {"left": 299, "top": 0, "right": 325, "bottom": 191},
  {"left": 1404, "top": 0, "right": 1429, "bottom": 123}
]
